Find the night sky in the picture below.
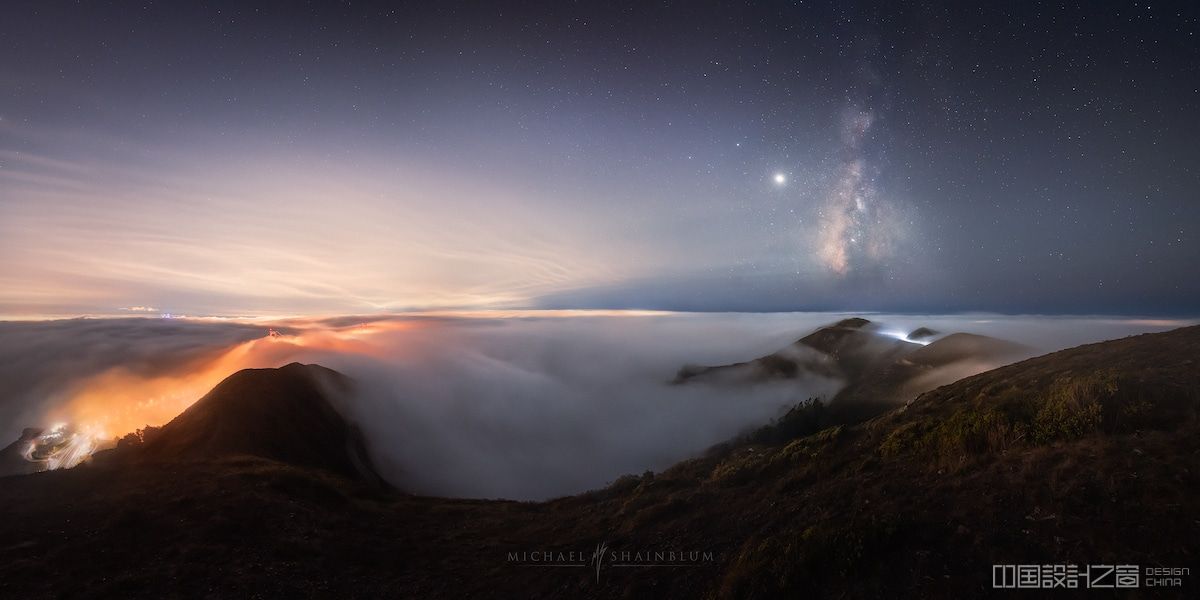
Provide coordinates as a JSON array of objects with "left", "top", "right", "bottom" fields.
[{"left": 1, "top": 1, "right": 1197, "bottom": 316}]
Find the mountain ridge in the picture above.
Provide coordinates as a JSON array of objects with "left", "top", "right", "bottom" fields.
[
  {"left": 674, "top": 318, "right": 1031, "bottom": 419},
  {"left": 0, "top": 325, "right": 1196, "bottom": 598},
  {"left": 103, "top": 362, "right": 383, "bottom": 485}
]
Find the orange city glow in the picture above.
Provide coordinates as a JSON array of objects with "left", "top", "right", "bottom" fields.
[
  {"left": 51, "top": 318, "right": 424, "bottom": 440},
  {"left": 46, "top": 310, "right": 676, "bottom": 442}
]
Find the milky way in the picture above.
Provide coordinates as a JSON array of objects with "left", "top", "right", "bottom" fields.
[{"left": 816, "top": 108, "right": 897, "bottom": 276}]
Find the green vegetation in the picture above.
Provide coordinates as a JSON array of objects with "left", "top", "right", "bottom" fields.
[
  {"left": 710, "top": 364, "right": 1190, "bottom": 481},
  {"left": 707, "top": 406, "right": 846, "bottom": 487},
  {"left": 740, "top": 397, "right": 832, "bottom": 446},
  {"left": 1029, "top": 372, "right": 1113, "bottom": 443},
  {"left": 115, "top": 425, "right": 163, "bottom": 449},
  {"left": 879, "top": 368, "right": 1195, "bottom": 464},
  {"left": 879, "top": 407, "right": 1022, "bottom": 462}
]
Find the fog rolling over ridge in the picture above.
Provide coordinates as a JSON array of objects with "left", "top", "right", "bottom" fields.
[
  {"left": 0, "top": 313, "right": 1191, "bottom": 499},
  {"left": 288, "top": 315, "right": 846, "bottom": 499},
  {"left": 0, "top": 319, "right": 268, "bottom": 443}
]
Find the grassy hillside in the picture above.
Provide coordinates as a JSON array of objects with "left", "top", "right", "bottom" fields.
[{"left": 1, "top": 327, "right": 1197, "bottom": 598}]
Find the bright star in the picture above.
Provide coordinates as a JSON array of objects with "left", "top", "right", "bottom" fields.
[{"left": 773, "top": 173, "right": 786, "bottom": 186}]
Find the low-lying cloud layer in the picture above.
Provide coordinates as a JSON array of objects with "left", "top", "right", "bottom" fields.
[
  {"left": 0, "top": 313, "right": 1191, "bottom": 500},
  {"left": 0, "top": 318, "right": 268, "bottom": 440},
  {"left": 307, "top": 316, "right": 843, "bottom": 499}
]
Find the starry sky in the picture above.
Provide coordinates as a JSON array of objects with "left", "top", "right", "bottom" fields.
[{"left": 1, "top": 1, "right": 1197, "bottom": 317}]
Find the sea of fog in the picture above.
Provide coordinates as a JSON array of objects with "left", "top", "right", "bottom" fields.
[{"left": 0, "top": 312, "right": 1192, "bottom": 499}]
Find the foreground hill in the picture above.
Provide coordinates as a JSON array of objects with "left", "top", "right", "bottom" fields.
[
  {"left": 107, "top": 362, "right": 381, "bottom": 483},
  {"left": 0, "top": 327, "right": 1197, "bottom": 598}
]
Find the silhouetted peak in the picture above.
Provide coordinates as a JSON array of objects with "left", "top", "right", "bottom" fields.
[
  {"left": 834, "top": 317, "right": 871, "bottom": 329},
  {"left": 907, "top": 327, "right": 937, "bottom": 340},
  {"left": 135, "top": 363, "right": 380, "bottom": 484}
]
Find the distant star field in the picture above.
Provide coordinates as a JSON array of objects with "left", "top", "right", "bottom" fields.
[{"left": 1, "top": 1, "right": 1197, "bottom": 316}]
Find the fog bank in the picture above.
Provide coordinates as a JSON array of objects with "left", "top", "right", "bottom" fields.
[{"left": 0, "top": 312, "right": 1190, "bottom": 499}]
